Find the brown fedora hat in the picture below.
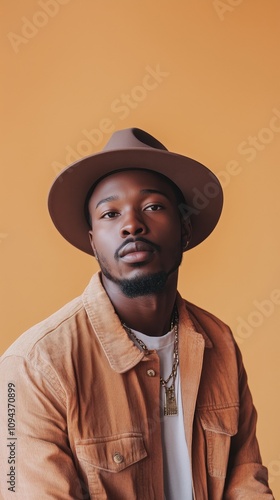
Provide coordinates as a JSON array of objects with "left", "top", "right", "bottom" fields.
[{"left": 48, "top": 128, "right": 223, "bottom": 255}]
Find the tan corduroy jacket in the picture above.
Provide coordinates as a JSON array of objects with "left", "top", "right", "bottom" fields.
[{"left": 0, "top": 273, "right": 274, "bottom": 499}]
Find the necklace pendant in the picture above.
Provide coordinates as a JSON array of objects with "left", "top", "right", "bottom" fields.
[{"left": 164, "top": 385, "right": 178, "bottom": 416}]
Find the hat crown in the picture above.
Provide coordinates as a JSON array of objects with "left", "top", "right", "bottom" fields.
[{"left": 103, "top": 127, "right": 168, "bottom": 152}]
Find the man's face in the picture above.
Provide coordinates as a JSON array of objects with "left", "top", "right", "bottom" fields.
[{"left": 88, "top": 169, "right": 188, "bottom": 297}]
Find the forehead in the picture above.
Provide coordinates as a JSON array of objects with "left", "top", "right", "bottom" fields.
[{"left": 88, "top": 169, "right": 178, "bottom": 206}]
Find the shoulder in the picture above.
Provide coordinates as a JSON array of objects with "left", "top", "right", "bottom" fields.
[
  {"left": 181, "top": 298, "right": 237, "bottom": 348},
  {"left": 1, "top": 294, "right": 85, "bottom": 362},
  {"left": 185, "top": 299, "right": 229, "bottom": 329}
]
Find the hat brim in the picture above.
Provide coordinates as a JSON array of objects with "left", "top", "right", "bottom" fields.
[{"left": 48, "top": 148, "right": 223, "bottom": 255}]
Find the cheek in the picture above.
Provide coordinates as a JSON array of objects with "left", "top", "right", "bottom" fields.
[
  {"left": 91, "top": 226, "right": 110, "bottom": 246},
  {"left": 91, "top": 229, "right": 119, "bottom": 262},
  {"left": 159, "top": 217, "right": 182, "bottom": 243}
]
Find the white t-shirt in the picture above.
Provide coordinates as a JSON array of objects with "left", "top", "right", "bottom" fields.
[{"left": 130, "top": 327, "right": 193, "bottom": 500}]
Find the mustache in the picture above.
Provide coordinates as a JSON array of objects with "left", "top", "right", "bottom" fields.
[{"left": 114, "top": 237, "right": 161, "bottom": 260}]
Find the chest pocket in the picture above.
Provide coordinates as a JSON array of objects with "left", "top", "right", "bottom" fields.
[
  {"left": 75, "top": 433, "right": 148, "bottom": 499},
  {"left": 76, "top": 432, "right": 147, "bottom": 473},
  {"left": 199, "top": 406, "right": 239, "bottom": 478}
]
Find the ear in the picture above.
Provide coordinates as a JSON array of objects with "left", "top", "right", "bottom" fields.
[
  {"left": 88, "top": 230, "right": 93, "bottom": 246},
  {"left": 88, "top": 231, "right": 98, "bottom": 260},
  {"left": 181, "top": 217, "right": 192, "bottom": 251}
]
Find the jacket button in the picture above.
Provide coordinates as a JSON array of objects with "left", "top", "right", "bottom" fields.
[
  {"left": 113, "top": 452, "right": 124, "bottom": 464},
  {"left": 147, "top": 369, "right": 156, "bottom": 377}
]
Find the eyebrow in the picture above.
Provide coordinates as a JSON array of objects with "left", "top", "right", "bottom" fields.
[
  {"left": 95, "top": 195, "right": 119, "bottom": 209},
  {"left": 95, "top": 189, "right": 170, "bottom": 209}
]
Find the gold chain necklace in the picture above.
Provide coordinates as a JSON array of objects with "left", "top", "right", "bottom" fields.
[{"left": 122, "top": 308, "right": 179, "bottom": 416}]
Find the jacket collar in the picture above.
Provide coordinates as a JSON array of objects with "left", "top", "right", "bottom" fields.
[
  {"left": 177, "top": 295, "right": 213, "bottom": 349},
  {"left": 82, "top": 273, "right": 212, "bottom": 374},
  {"left": 82, "top": 273, "right": 144, "bottom": 373}
]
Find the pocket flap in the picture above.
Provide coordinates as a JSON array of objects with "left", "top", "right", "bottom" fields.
[
  {"left": 199, "top": 406, "right": 239, "bottom": 436},
  {"left": 75, "top": 432, "right": 147, "bottom": 473}
]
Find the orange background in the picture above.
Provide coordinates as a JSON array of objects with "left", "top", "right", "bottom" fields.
[{"left": 1, "top": 0, "right": 280, "bottom": 493}]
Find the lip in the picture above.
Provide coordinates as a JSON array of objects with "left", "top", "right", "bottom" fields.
[{"left": 118, "top": 241, "right": 155, "bottom": 263}]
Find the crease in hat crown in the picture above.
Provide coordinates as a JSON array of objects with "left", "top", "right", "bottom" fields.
[
  {"left": 102, "top": 127, "right": 168, "bottom": 152},
  {"left": 48, "top": 127, "right": 223, "bottom": 255}
]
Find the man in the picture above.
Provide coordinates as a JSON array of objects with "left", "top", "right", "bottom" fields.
[{"left": 0, "top": 128, "right": 274, "bottom": 499}]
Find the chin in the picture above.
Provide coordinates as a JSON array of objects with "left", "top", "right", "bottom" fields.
[{"left": 118, "top": 271, "right": 168, "bottom": 298}]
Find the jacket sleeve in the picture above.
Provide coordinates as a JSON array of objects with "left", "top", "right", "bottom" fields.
[
  {"left": 0, "top": 354, "right": 87, "bottom": 500},
  {"left": 224, "top": 342, "right": 274, "bottom": 499}
]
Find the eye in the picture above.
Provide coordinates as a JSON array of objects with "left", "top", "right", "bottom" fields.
[
  {"left": 101, "top": 211, "right": 120, "bottom": 219},
  {"left": 144, "top": 204, "right": 164, "bottom": 211}
]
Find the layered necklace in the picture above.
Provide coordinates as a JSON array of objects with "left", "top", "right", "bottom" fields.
[{"left": 122, "top": 307, "right": 179, "bottom": 416}]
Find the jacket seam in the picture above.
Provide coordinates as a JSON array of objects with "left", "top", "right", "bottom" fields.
[
  {"left": 24, "top": 302, "right": 85, "bottom": 355},
  {"left": 197, "top": 403, "right": 239, "bottom": 411}
]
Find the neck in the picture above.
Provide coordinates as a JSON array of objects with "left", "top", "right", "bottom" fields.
[{"left": 101, "top": 272, "right": 178, "bottom": 336}]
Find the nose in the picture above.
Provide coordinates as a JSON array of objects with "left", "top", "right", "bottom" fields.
[{"left": 120, "top": 210, "right": 148, "bottom": 238}]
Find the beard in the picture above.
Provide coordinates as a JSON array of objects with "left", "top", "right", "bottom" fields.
[
  {"left": 96, "top": 251, "right": 183, "bottom": 299},
  {"left": 104, "top": 270, "right": 168, "bottom": 298}
]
